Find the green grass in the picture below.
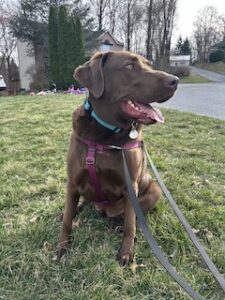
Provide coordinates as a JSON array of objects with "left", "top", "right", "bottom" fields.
[
  {"left": 1, "top": 94, "right": 225, "bottom": 300},
  {"left": 180, "top": 74, "right": 211, "bottom": 84},
  {"left": 196, "top": 61, "right": 225, "bottom": 75}
]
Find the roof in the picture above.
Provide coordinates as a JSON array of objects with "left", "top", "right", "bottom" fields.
[
  {"left": 211, "top": 39, "right": 225, "bottom": 49},
  {"left": 98, "top": 31, "right": 124, "bottom": 47},
  {"left": 170, "top": 55, "right": 191, "bottom": 61}
]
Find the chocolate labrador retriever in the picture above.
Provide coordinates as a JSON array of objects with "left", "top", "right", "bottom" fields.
[{"left": 56, "top": 51, "right": 178, "bottom": 265}]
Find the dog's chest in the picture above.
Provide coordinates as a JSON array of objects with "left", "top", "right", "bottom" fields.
[{"left": 75, "top": 147, "right": 143, "bottom": 201}]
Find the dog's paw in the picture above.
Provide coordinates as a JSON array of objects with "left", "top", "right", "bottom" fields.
[
  {"left": 117, "top": 250, "right": 134, "bottom": 266},
  {"left": 53, "top": 247, "right": 67, "bottom": 262},
  {"left": 120, "top": 253, "right": 134, "bottom": 266}
]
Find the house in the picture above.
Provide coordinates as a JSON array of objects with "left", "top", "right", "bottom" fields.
[
  {"left": 17, "top": 32, "right": 124, "bottom": 91},
  {"left": 210, "top": 39, "right": 225, "bottom": 52},
  {"left": 0, "top": 74, "right": 6, "bottom": 91},
  {"left": 17, "top": 40, "right": 35, "bottom": 90},
  {"left": 96, "top": 32, "right": 124, "bottom": 53},
  {"left": 170, "top": 55, "right": 191, "bottom": 67}
]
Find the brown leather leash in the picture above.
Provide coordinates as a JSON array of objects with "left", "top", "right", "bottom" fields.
[
  {"left": 81, "top": 99, "right": 225, "bottom": 297},
  {"left": 122, "top": 145, "right": 225, "bottom": 299},
  {"left": 144, "top": 146, "right": 225, "bottom": 294}
]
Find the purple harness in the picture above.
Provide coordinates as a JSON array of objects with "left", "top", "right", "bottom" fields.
[{"left": 77, "top": 136, "right": 143, "bottom": 206}]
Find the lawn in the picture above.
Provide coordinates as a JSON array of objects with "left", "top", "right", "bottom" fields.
[
  {"left": 0, "top": 94, "right": 225, "bottom": 300},
  {"left": 196, "top": 61, "right": 225, "bottom": 75},
  {"left": 180, "top": 74, "right": 211, "bottom": 84}
]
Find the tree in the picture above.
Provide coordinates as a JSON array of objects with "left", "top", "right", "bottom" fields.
[
  {"left": 144, "top": 0, "right": 177, "bottom": 69},
  {"left": 90, "top": 0, "right": 109, "bottom": 31},
  {"left": 107, "top": 0, "right": 120, "bottom": 35},
  {"left": 75, "top": 17, "right": 85, "bottom": 66},
  {"left": 97, "top": 0, "right": 107, "bottom": 31},
  {"left": 221, "top": 16, "right": 225, "bottom": 40},
  {"left": 10, "top": 0, "right": 51, "bottom": 87},
  {"left": 146, "top": 0, "right": 154, "bottom": 60},
  {"left": 70, "top": 1, "right": 99, "bottom": 55},
  {"left": 174, "top": 35, "right": 183, "bottom": 55},
  {"left": 126, "top": 0, "right": 132, "bottom": 51},
  {"left": 174, "top": 36, "right": 192, "bottom": 56},
  {"left": 48, "top": 4, "right": 60, "bottom": 86},
  {"left": 56, "top": 5, "right": 85, "bottom": 88},
  {"left": 0, "top": 0, "right": 17, "bottom": 89},
  {"left": 58, "top": 5, "right": 70, "bottom": 88},
  {"left": 66, "top": 16, "right": 85, "bottom": 87},
  {"left": 181, "top": 38, "right": 192, "bottom": 56},
  {"left": 10, "top": 0, "right": 49, "bottom": 49},
  {"left": 209, "top": 50, "right": 225, "bottom": 63},
  {"left": 157, "top": 0, "right": 177, "bottom": 70},
  {"left": 118, "top": 0, "right": 143, "bottom": 51},
  {"left": 11, "top": 0, "right": 90, "bottom": 89},
  {"left": 193, "top": 6, "right": 224, "bottom": 62},
  {"left": 69, "top": 16, "right": 85, "bottom": 86}
]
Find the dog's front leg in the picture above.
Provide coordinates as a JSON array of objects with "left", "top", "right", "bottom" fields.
[
  {"left": 55, "top": 182, "right": 79, "bottom": 260},
  {"left": 118, "top": 184, "right": 137, "bottom": 266}
]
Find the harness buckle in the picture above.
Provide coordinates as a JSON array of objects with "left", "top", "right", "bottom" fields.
[
  {"left": 86, "top": 157, "right": 95, "bottom": 164},
  {"left": 109, "top": 145, "right": 122, "bottom": 150}
]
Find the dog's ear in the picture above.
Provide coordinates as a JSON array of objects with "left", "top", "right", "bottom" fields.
[{"left": 74, "top": 53, "right": 108, "bottom": 98}]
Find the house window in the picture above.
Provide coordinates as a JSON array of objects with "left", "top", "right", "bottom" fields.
[
  {"left": 100, "top": 43, "right": 112, "bottom": 52},
  {"left": 104, "top": 39, "right": 110, "bottom": 44}
]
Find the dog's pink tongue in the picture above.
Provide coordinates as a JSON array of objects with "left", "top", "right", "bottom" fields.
[{"left": 138, "top": 103, "right": 164, "bottom": 123}]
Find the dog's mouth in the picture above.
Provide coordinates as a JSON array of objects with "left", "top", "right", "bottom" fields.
[{"left": 121, "top": 100, "right": 164, "bottom": 124}]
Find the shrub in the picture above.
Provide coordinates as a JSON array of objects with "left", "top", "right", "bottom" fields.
[
  {"left": 209, "top": 50, "right": 225, "bottom": 63},
  {"left": 29, "top": 71, "right": 49, "bottom": 91},
  {"left": 169, "top": 66, "right": 190, "bottom": 78}
]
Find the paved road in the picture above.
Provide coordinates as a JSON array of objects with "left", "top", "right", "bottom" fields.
[
  {"left": 190, "top": 66, "right": 225, "bottom": 83},
  {"left": 156, "top": 83, "right": 225, "bottom": 120}
]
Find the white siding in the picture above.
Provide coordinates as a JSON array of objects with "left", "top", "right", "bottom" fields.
[
  {"left": 17, "top": 41, "right": 36, "bottom": 90},
  {"left": 170, "top": 55, "right": 190, "bottom": 67}
]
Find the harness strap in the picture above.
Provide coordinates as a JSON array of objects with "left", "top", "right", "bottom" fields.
[
  {"left": 77, "top": 136, "right": 142, "bottom": 205},
  {"left": 86, "top": 144, "right": 107, "bottom": 203}
]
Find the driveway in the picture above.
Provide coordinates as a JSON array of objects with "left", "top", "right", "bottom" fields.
[
  {"left": 190, "top": 66, "right": 225, "bottom": 83},
  {"left": 156, "top": 83, "right": 225, "bottom": 121}
]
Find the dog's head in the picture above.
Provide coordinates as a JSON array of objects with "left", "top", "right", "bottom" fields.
[{"left": 74, "top": 51, "right": 178, "bottom": 126}]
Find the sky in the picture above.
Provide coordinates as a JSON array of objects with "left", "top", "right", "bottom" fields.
[
  {"left": 7, "top": 0, "right": 225, "bottom": 52},
  {"left": 174, "top": 0, "right": 225, "bottom": 43}
]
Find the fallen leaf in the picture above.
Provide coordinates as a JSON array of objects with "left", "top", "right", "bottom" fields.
[{"left": 72, "top": 219, "right": 80, "bottom": 228}]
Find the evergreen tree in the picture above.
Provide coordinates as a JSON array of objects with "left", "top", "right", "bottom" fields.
[
  {"left": 66, "top": 16, "right": 78, "bottom": 87},
  {"left": 49, "top": 4, "right": 86, "bottom": 89},
  {"left": 58, "top": 5, "right": 70, "bottom": 89},
  {"left": 66, "top": 16, "right": 85, "bottom": 88},
  {"left": 174, "top": 35, "right": 183, "bottom": 55},
  {"left": 72, "top": 16, "right": 85, "bottom": 87},
  {"left": 10, "top": 0, "right": 49, "bottom": 49},
  {"left": 76, "top": 17, "right": 85, "bottom": 67},
  {"left": 174, "top": 36, "right": 192, "bottom": 56},
  {"left": 181, "top": 38, "right": 192, "bottom": 56},
  {"left": 48, "top": 4, "right": 60, "bottom": 86}
]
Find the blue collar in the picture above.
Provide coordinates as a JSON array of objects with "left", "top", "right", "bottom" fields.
[{"left": 84, "top": 100, "right": 121, "bottom": 133}]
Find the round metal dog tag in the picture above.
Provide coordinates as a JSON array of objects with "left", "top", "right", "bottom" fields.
[{"left": 129, "top": 128, "right": 138, "bottom": 139}]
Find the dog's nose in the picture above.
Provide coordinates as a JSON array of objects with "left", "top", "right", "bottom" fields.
[{"left": 165, "top": 76, "right": 179, "bottom": 90}]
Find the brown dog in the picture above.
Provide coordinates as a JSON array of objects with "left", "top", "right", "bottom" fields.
[{"left": 56, "top": 51, "right": 178, "bottom": 265}]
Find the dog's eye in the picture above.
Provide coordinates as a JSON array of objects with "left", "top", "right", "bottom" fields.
[{"left": 125, "top": 64, "right": 134, "bottom": 70}]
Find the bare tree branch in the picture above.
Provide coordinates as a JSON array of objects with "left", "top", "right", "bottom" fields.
[
  {"left": 0, "top": 0, "right": 17, "bottom": 86},
  {"left": 193, "top": 6, "right": 224, "bottom": 62}
]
